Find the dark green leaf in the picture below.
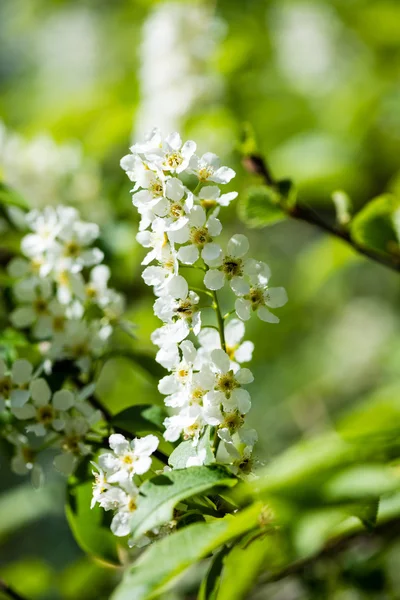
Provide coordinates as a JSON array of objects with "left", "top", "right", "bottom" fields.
[
  {"left": 65, "top": 480, "right": 119, "bottom": 565},
  {"left": 111, "top": 404, "right": 167, "bottom": 435},
  {"left": 130, "top": 466, "right": 237, "bottom": 541},
  {"left": 102, "top": 350, "right": 165, "bottom": 380},
  {"left": 112, "top": 502, "right": 263, "bottom": 600},
  {"left": 239, "top": 185, "right": 285, "bottom": 228},
  {"left": 198, "top": 546, "right": 230, "bottom": 600}
]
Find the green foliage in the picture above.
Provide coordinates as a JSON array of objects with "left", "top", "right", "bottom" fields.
[
  {"left": 111, "top": 503, "right": 263, "bottom": 600},
  {"left": 0, "top": 182, "right": 28, "bottom": 211},
  {"left": 129, "top": 466, "right": 237, "bottom": 541},
  {"left": 239, "top": 185, "right": 286, "bottom": 227},
  {"left": 66, "top": 480, "right": 120, "bottom": 566},
  {"left": 111, "top": 404, "right": 167, "bottom": 435},
  {"left": 350, "top": 194, "right": 400, "bottom": 257}
]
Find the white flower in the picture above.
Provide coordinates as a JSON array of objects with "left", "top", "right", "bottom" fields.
[
  {"left": 142, "top": 246, "right": 186, "bottom": 298},
  {"left": 158, "top": 340, "right": 196, "bottom": 404},
  {"left": 12, "top": 380, "right": 74, "bottom": 437},
  {"left": 54, "top": 416, "right": 92, "bottom": 475},
  {"left": 110, "top": 479, "right": 140, "bottom": 537},
  {"left": 205, "top": 349, "right": 253, "bottom": 415},
  {"left": 198, "top": 186, "right": 238, "bottom": 209},
  {"left": 0, "top": 358, "right": 35, "bottom": 410},
  {"left": 235, "top": 286, "right": 288, "bottom": 323},
  {"left": 175, "top": 205, "right": 222, "bottom": 265},
  {"left": 10, "top": 278, "right": 54, "bottom": 338},
  {"left": 186, "top": 448, "right": 207, "bottom": 467},
  {"left": 98, "top": 433, "right": 159, "bottom": 484},
  {"left": 203, "top": 234, "right": 270, "bottom": 295},
  {"left": 163, "top": 404, "right": 204, "bottom": 443},
  {"left": 21, "top": 206, "right": 66, "bottom": 258},
  {"left": 197, "top": 319, "right": 254, "bottom": 370},
  {"left": 147, "top": 131, "right": 197, "bottom": 174},
  {"left": 152, "top": 291, "right": 201, "bottom": 346},
  {"left": 188, "top": 153, "right": 235, "bottom": 184},
  {"left": 49, "top": 215, "right": 104, "bottom": 272}
]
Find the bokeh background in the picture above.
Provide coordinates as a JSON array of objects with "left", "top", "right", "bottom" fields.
[{"left": 1, "top": 0, "right": 400, "bottom": 598}]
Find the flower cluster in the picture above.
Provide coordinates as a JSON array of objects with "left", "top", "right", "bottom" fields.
[
  {"left": 121, "top": 129, "right": 288, "bottom": 469},
  {"left": 91, "top": 433, "right": 159, "bottom": 541},
  {"left": 0, "top": 355, "right": 102, "bottom": 481},
  {"left": 7, "top": 206, "right": 126, "bottom": 374}
]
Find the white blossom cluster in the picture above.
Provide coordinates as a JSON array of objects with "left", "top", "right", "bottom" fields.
[
  {"left": 0, "top": 355, "right": 102, "bottom": 481},
  {"left": 120, "top": 129, "right": 288, "bottom": 470},
  {"left": 0, "top": 121, "right": 102, "bottom": 214},
  {"left": 91, "top": 433, "right": 159, "bottom": 541},
  {"left": 7, "top": 205, "right": 126, "bottom": 374}
]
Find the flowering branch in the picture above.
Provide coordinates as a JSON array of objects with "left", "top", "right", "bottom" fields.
[{"left": 243, "top": 153, "right": 400, "bottom": 273}]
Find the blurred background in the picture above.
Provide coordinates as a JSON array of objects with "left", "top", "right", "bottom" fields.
[{"left": 1, "top": 0, "right": 400, "bottom": 597}]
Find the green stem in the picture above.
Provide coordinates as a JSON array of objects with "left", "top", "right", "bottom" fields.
[
  {"left": 190, "top": 286, "right": 213, "bottom": 298},
  {"left": 223, "top": 309, "right": 236, "bottom": 320},
  {"left": 211, "top": 290, "right": 226, "bottom": 352}
]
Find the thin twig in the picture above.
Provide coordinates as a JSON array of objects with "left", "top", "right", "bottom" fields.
[
  {"left": 0, "top": 579, "right": 31, "bottom": 600},
  {"left": 243, "top": 154, "right": 400, "bottom": 273}
]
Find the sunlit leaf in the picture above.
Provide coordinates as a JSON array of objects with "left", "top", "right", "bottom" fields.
[
  {"left": 112, "top": 502, "right": 263, "bottom": 600},
  {"left": 130, "top": 466, "right": 237, "bottom": 541},
  {"left": 239, "top": 185, "right": 286, "bottom": 228},
  {"left": 350, "top": 194, "right": 400, "bottom": 257}
]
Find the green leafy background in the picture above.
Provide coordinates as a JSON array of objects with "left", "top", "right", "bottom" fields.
[{"left": 2, "top": 0, "right": 400, "bottom": 598}]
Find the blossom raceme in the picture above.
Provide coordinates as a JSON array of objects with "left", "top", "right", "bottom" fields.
[{"left": 120, "top": 128, "right": 288, "bottom": 472}]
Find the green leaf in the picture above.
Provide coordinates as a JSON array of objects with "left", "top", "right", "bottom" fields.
[
  {"left": 217, "top": 534, "right": 276, "bottom": 600},
  {"left": 102, "top": 349, "right": 165, "bottom": 380},
  {"left": 66, "top": 480, "right": 119, "bottom": 566},
  {"left": 350, "top": 194, "right": 400, "bottom": 256},
  {"left": 169, "top": 428, "right": 215, "bottom": 469},
  {"left": 198, "top": 546, "right": 230, "bottom": 600},
  {"left": 239, "top": 185, "right": 286, "bottom": 228},
  {"left": 323, "top": 465, "right": 400, "bottom": 502},
  {"left": 111, "top": 404, "right": 167, "bottom": 435},
  {"left": 0, "top": 182, "right": 29, "bottom": 210},
  {"left": 130, "top": 466, "right": 237, "bottom": 541},
  {"left": 111, "top": 502, "right": 263, "bottom": 600}
]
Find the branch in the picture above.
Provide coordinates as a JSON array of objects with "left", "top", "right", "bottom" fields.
[
  {"left": 259, "top": 516, "right": 400, "bottom": 587},
  {"left": 243, "top": 154, "right": 400, "bottom": 273},
  {"left": 0, "top": 579, "right": 31, "bottom": 600}
]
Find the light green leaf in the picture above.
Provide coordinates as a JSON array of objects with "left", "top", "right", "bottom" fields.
[
  {"left": 239, "top": 185, "right": 285, "bottom": 228},
  {"left": 112, "top": 502, "right": 263, "bottom": 600},
  {"left": 130, "top": 466, "right": 237, "bottom": 541},
  {"left": 66, "top": 480, "right": 119, "bottom": 566},
  {"left": 350, "top": 194, "right": 400, "bottom": 256},
  {"left": 217, "top": 534, "right": 276, "bottom": 600},
  {"left": 169, "top": 428, "right": 214, "bottom": 469},
  {"left": 0, "top": 182, "right": 29, "bottom": 210},
  {"left": 323, "top": 465, "right": 400, "bottom": 501}
]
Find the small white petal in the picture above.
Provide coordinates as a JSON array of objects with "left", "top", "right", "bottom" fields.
[
  {"left": 53, "top": 390, "right": 74, "bottom": 411},
  {"left": 227, "top": 234, "right": 249, "bottom": 259},
  {"left": 109, "top": 433, "right": 129, "bottom": 455},
  {"left": 234, "top": 341, "right": 254, "bottom": 363},
  {"left": 167, "top": 275, "right": 188, "bottom": 299},
  {"left": 202, "top": 243, "right": 222, "bottom": 264},
  {"left": 265, "top": 287, "right": 288, "bottom": 308},
  {"left": 204, "top": 269, "right": 225, "bottom": 291},
  {"left": 257, "top": 305, "right": 279, "bottom": 323},
  {"left": 10, "top": 389, "right": 30, "bottom": 408},
  {"left": 230, "top": 277, "right": 250, "bottom": 297},
  {"left": 211, "top": 349, "right": 230, "bottom": 374},
  {"left": 12, "top": 359, "right": 33, "bottom": 385},
  {"left": 30, "top": 379, "right": 51, "bottom": 406},
  {"left": 225, "top": 319, "right": 245, "bottom": 346},
  {"left": 236, "top": 368, "right": 254, "bottom": 385},
  {"left": 177, "top": 245, "right": 199, "bottom": 265},
  {"left": 235, "top": 298, "right": 251, "bottom": 321}
]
